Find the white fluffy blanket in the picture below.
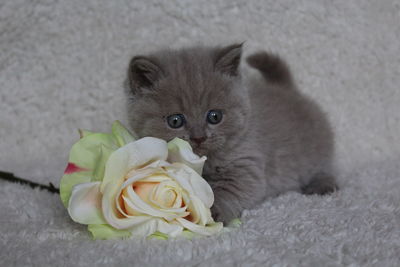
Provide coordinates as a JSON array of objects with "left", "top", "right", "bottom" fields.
[{"left": 1, "top": 0, "right": 399, "bottom": 266}]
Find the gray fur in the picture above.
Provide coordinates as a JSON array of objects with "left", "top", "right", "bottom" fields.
[{"left": 126, "top": 44, "right": 337, "bottom": 223}]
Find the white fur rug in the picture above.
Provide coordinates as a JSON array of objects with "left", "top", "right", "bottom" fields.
[{"left": 1, "top": 0, "right": 399, "bottom": 266}]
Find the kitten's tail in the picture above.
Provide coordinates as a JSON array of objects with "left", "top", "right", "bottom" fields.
[{"left": 246, "top": 52, "right": 294, "bottom": 87}]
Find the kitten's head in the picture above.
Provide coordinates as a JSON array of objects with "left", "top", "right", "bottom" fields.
[{"left": 126, "top": 44, "right": 249, "bottom": 156}]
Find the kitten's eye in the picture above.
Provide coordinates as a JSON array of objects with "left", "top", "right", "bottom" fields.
[
  {"left": 166, "top": 114, "right": 185, "bottom": 129},
  {"left": 207, "top": 110, "right": 223, "bottom": 125}
]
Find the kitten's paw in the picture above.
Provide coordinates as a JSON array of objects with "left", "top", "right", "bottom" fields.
[
  {"left": 211, "top": 203, "right": 240, "bottom": 225},
  {"left": 302, "top": 172, "right": 338, "bottom": 195}
]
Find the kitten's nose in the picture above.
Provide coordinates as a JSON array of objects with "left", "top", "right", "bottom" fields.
[{"left": 190, "top": 136, "right": 207, "bottom": 145}]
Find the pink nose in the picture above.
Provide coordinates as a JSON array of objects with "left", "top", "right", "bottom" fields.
[{"left": 190, "top": 136, "right": 207, "bottom": 145}]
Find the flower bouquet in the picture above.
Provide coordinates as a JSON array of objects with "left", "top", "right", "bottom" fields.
[{"left": 60, "top": 121, "right": 223, "bottom": 240}]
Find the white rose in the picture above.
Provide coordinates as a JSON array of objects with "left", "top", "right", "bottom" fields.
[{"left": 67, "top": 137, "right": 222, "bottom": 237}]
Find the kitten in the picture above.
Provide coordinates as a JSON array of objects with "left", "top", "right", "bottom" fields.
[{"left": 125, "top": 44, "right": 337, "bottom": 223}]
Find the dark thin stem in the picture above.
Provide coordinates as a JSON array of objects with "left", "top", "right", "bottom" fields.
[{"left": 0, "top": 170, "right": 60, "bottom": 194}]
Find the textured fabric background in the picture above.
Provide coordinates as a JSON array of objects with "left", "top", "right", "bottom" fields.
[{"left": 1, "top": 0, "right": 399, "bottom": 266}]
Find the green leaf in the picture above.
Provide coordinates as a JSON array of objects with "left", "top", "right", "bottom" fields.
[
  {"left": 78, "top": 129, "right": 95, "bottom": 139},
  {"left": 88, "top": 224, "right": 132, "bottom": 240},
  {"left": 60, "top": 133, "right": 118, "bottom": 207},
  {"left": 147, "top": 231, "right": 169, "bottom": 240},
  {"left": 181, "top": 229, "right": 196, "bottom": 240},
  {"left": 69, "top": 133, "right": 118, "bottom": 169},
  {"left": 60, "top": 171, "right": 93, "bottom": 207},
  {"left": 111, "top": 120, "right": 137, "bottom": 147},
  {"left": 60, "top": 121, "right": 134, "bottom": 207},
  {"left": 227, "top": 218, "right": 242, "bottom": 228},
  {"left": 92, "top": 144, "right": 115, "bottom": 182}
]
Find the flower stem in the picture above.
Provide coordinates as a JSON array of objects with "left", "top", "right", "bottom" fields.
[{"left": 0, "top": 170, "right": 59, "bottom": 194}]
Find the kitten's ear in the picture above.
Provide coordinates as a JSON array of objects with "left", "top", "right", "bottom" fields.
[
  {"left": 214, "top": 43, "right": 243, "bottom": 76},
  {"left": 128, "top": 56, "right": 164, "bottom": 92}
]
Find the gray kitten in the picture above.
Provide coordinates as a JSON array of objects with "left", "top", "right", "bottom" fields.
[{"left": 125, "top": 44, "right": 337, "bottom": 223}]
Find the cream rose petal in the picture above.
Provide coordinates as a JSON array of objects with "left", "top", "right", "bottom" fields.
[
  {"left": 102, "top": 168, "right": 185, "bottom": 228},
  {"left": 125, "top": 137, "right": 168, "bottom": 169},
  {"left": 187, "top": 195, "right": 214, "bottom": 226},
  {"left": 102, "top": 182, "right": 154, "bottom": 229},
  {"left": 68, "top": 182, "right": 105, "bottom": 225},
  {"left": 155, "top": 219, "right": 184, "bottom": 237},
  {"left": 134, "top": 160, "right": 170, "bottom": 172},
  {"left": 166, "top": 163, "right": 214, "bottom": 208},
  {"left": 102, "top": 169, "right": 156, "bottom": 229},
  {"left": 122, "top": 182, "right": 186, "bottom": 220},
  {"left": 167, "top": 138, "right": 207, "bottom": 175},
  {"left": 100, "top": 137, "right": 168, "bottom": 193},
  {"left": 176, "top": 218, "right": 223, "bottom": 236},
  {"left": 103, "top": 168, "right": 155, "bottom": 222},
  {"left": 150, "top": 180, "right": 182, "bottom": 209},
  {"left": 129, "top": 218, "right": 183, "bottom": 238}
]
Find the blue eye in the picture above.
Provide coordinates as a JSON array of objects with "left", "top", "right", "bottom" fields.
[
  {"left": 207, "top": 110, "right": 223, "bottom": 124},
  {"left": 167, "top": 114, "right": 185, "bottom": 129}
]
